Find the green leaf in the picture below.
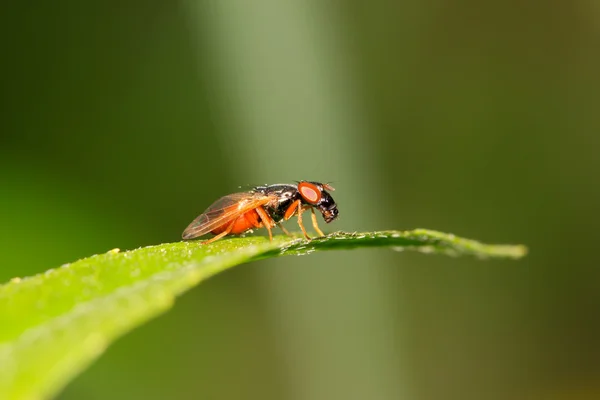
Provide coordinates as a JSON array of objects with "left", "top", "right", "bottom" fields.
[{"left": 0, "top": 229, "right": 527, "bottom": 400}]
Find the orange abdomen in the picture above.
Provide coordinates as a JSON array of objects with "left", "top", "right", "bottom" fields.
[{"left": 211, "top": 209, "right": 262, "bottom": 235}]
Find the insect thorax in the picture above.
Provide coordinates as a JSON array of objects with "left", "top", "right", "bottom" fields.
[{"left": 255, "top": 184, "right": 299, "bottom": 222}]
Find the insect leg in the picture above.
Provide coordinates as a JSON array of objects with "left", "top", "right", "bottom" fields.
[
  {"left": 255, "top": 206, "right": 275, "bottom": 242},
  {"left": 296, "top": 205, "right": 311, "bottom": 240},
  {"left": 283, "top": 199, "right": 301, "bottom": 220},
  {"left": 201, "top": 219, "right": 236, "bottom": 245},
  {"left": 310, "top": 207, "right": 325, "bottom": 237},
  {"left": 277, "top": 222, "right": 291, "bottom": 236}
]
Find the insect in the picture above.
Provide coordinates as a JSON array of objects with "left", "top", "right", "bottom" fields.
[{"left": 182, "top": 181, "right": 339, "bottom": 244}]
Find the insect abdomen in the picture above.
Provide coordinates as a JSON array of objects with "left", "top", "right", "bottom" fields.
[{"left": 211, "top": 210, "right": 262, "bottom": 235}]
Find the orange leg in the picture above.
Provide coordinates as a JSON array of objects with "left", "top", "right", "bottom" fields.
[
  {"left": 277, "top": 222, "right": 291, "bottom": 236},
  {"left": 310, "top": 207, "right": 325, "bottom": 237},
  {"left": 284, "top": 199, "right": 301, "bottom": 220},
  {"left": 202, "top": 219, "right": 236, "bottom": 245},
  {"left": 278, "top": 200, "right": 300, "bottom": 236},
  {"left": 296, "top": 205, "right": 311, "bottom": 240},
  {"left": 255, "top": 206, "right": 275, "bottom": 242}
]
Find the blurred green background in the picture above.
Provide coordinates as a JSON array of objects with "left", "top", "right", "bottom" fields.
[{"left": 2, "top": 1, "right": 599, "bottom": 399}]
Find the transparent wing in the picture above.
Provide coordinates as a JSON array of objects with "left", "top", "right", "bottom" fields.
[{"left": 182, "top": 192, "right": 273, "bottom": 239}]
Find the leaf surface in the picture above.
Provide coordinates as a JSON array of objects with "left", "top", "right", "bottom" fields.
[{"left": 0, "top": 229, "right": 527, "bottom": 399}]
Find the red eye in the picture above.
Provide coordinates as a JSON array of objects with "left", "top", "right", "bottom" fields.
[{"left": 298, "top": 182, "right": 321, "bottom": 204}]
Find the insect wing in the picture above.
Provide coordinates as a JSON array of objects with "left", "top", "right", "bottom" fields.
[{"left": 182, "top": 192, "right": 272, "bottom": 239}]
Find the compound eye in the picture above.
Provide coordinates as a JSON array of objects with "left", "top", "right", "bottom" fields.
[{"left": 298, "top": 182, "right": 322, "bottom": 204}]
